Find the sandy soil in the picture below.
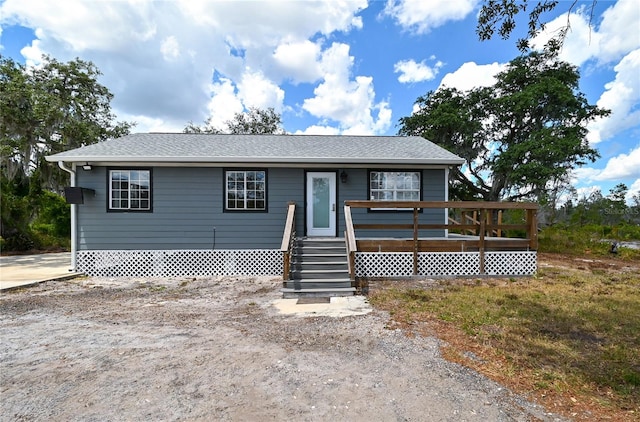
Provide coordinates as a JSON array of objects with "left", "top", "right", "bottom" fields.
[{"left": 0, "top": 276, "right": 564, "bottom": 421}]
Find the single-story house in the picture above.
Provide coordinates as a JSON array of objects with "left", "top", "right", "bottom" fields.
[{"left": 46, "top": 133, "right": 537, "bottom": 296}]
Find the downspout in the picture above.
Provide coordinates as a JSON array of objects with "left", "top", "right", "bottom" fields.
[
  {"left": 444, "top": 167, "right": 450, "bottom": 239},
  {"left": 58, "top": 161, "right": 77, "bottom": 272}
]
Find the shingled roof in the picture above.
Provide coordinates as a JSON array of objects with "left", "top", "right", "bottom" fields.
[{"left": 46, "top": 133, "right": 464, "bottom": 166}]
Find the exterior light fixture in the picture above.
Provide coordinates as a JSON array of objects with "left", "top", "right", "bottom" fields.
[
  {"left": 340, "top": 170, "right": 348, "bottom": 183},
  {"left": 82, "top": 163, "right": 92, "bottom": 171}
]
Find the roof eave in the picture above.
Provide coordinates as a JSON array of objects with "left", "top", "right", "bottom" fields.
[{"left": 45, "top": 155, "right": 464, "bottom": 166}]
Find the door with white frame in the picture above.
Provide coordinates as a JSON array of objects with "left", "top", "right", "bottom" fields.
[{"left": 306, "top": 172, "right": 337, "bottom": 237}]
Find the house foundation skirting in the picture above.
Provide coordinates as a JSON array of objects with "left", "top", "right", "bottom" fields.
[
  {"left": 77, "top": 249, "right": 283, "bottom": 277},
  {"left": 354, "top": 251, "right": 537, "bottom": 277}
]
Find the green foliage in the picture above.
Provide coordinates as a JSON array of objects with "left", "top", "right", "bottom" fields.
[
  {"left": 1, "top": 172, "right": 35, "bottom": 250},
  {"left": 32, "top": 191, "right": 70, "bottom": 238},
  {"left": 476, "top": 0, "right": 597, "bottom": 53},
  {"left": 1, "top": 55, "right": 132, "bottom": 251},
  {"left": 1, "top": 55, "right": 133, "bottom": 191},
  {"left": 398, "top": 52, "right": 608, "bottom": 202},
  {"left": 184, "top": 107, "right": 285, "bottom": 135},
  {"left": 539, "top": 225, "right": 640, "bottom": 259}
]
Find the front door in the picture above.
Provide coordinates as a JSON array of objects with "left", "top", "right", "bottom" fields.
[{"left": 306, "top": 172, "right": 336, "bottom": 237}]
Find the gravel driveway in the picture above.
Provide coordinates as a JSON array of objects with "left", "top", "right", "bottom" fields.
[{"left": 0, "top": 276, "right": 563, "bottom": 421}]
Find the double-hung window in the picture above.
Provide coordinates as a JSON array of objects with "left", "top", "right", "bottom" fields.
[
  {"left": 225, "top": 170, "right": 266, "bottom": 211},
  {"left": 109, "top": 169, "right": 152, "bottom": 211},
  {"left": 369, "top": 171, "right": 421, "bottom": 206}
]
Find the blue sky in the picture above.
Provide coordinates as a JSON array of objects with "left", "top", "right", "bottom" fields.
[{"left": 1, "top": 0, "right": 638, "bottom": 203}]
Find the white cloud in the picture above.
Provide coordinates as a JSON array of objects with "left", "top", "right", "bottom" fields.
[
  {"left": 572, "top": 167, "right": 603, "bottom": 184},
  {"left": 272, "top": 40, "right": 322, "bottom": 84},
  {"left": 531, "top": 0, "right": 640, "bottom": 67},
  {"left": 117, "top": 113, "right": 183, "bottom": 134},
  {"left": 530, "top": 8, "right": 601, "bottom": 66},
  {"left": 587, "top": 49, "right": 640, "bottom": 144},
  {"left": 526, "top": 1, "right": 640, "bottom": 149},
  {"left": 177, "top": 0, "right": 365, "bottom": 48},
  {"left": 203, "top": 70, "right": 285, "bottom": 131},
  {"left": 575, "top": 185, "right": 602, "bottom": 200},
  {"left": 237, "top": 70, "right": 286, "bottom": 111},
  {"left": 294, "top": 125, "right": 341, "bottom": 135},
  {"left": 596, "top": 145, "right": 640, "bottom": 181},
  {"left": 628, "top": 179, "right": 640, "bottom": 204},
  {"left": 160, "top": 36, "right": 180, "bottom": 62},
  {"left": 301, "top": 43, "right": 391, "bottom": 135},
  {"left": 438, "top": 62, "right": 506, "bottom": 91},
  {"left": 0, "top": 0, "right": 158, "bottom": 52},
  {"left": 529, "top": 1, "right": 640, "bottom": 146},
  {"left": 383, "top": 0, "right": 477, "bottom": 34},
  {"left": 597, "top": 0, "right": 640, "bottom": 63},
  {"left": 0, "top": 0, "right": 367, "bottom": 131},
  {"left": 394, "top": 59, "right": 443, "bottom": 83},
  {"left": 206, "top": 77, "right": 244, "bottom": 131},
  {"left": 570, "top": 146, "right": 640, "bottom": 199}
]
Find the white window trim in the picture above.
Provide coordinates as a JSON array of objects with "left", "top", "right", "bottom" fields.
[
  {"left": 369, "top": 170, "right": 421, "bottom": 211},
  {"left": 225, "top": 170, "right": 267, "bottom": 211},
  {"left": 108, "top": 169, "right": 152, "bottom": 211}
]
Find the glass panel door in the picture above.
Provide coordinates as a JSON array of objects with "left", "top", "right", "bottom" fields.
[{"left": 306, "top": 172, "right": 336, "bottom": 236}]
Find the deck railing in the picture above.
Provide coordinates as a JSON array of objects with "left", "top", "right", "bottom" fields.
[
  {"left": 344, "top": 200, "right": 538, "bottom": 276},
  {"left": 280, "top": 201, "right": 296, "bottom": 280},
  {"left": 344, "top": 204, "right": 357, "bottom": 280}
]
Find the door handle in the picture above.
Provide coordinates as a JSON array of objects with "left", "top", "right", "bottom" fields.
[{"left": 332, "top": 203, "right": 336, "bottom": 212}]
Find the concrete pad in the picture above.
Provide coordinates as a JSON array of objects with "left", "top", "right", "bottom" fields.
[
  {"left": 0, "top": 253, "right": 80, "bottom": 291},
  {"left": 272, "top": 295, "right": 372, "bottom": 317}
]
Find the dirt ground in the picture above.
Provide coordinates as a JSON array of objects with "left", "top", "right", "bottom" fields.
[{"left": 0, "top": 275, "right": 567, "bottom": 422}]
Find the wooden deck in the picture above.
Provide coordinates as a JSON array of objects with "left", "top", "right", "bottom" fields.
[
  {"left": 356, "top": 234, "right": 533, "bottom": 253},
  {"left": 344, "top": 200, "right": 538, "bottom": 277}
]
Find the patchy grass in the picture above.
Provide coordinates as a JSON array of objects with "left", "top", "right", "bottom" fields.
[
  {"left": 368, "top": 254, "right": 640, "bottom": 421},
  {"left": 539, "top": 225, "right": 640, "bottom": 260}
]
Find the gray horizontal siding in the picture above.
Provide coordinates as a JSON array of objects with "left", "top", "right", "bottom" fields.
[
  {"left": 337, "top": 169, "right": 446, "bottom": 238},
  {"left": 75, "top": 166, "right": 446, "bottom": 250},
  {"left": 76, "top": 167, "right": 303, "bottom": 250}
]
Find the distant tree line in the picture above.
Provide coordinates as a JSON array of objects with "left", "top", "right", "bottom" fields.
[
  {"left": 553, "top": 183, "right": 640, "bottom": 227},
  {"left": 184, "top": 107, "right": 285, "bottom": 135}
]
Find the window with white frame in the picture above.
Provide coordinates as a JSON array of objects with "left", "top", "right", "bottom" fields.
[
  {"left": 225, "top": 170, "right": 266, "bottom": 211},
  {"left": 369, "top": 171, "right": 421, "bottom": 202},
  {"left": 109, "top": 169, "right": 151, "bottom": 211}
]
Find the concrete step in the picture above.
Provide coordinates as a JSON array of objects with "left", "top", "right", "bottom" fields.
[{"left": 281, "top": 287, "right": 356, "bottom": 298}]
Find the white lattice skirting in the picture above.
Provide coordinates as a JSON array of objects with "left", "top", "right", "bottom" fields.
[
  {"left": 77, "top": 249, "right": 282, "bottom": 277},
  {"left": 355, "top": 251, "right": 536, "bottom": 277}
]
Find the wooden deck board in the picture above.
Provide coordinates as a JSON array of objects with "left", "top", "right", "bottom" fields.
[{"left": 356, "top": 236, "right": 532, "bottom": 252}]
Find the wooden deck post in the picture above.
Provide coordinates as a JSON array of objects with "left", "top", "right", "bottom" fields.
[
  {"left": 280, "top": 202, "right": 296, "bottom": 280},
  {"left": 413, "top": 207, "right": 419, "bottom": 275},
  {"left": 527, "top": 208, "right": 538, "bottom": 250},
  {"left": 344, "top": 205, "right": 358, "bottom": 280},
  {"left": 283, "top": 251, "right": 290, "bottom": 280},
  {"left": 479, "top": 208, "right": 486, "bottom": 274}
]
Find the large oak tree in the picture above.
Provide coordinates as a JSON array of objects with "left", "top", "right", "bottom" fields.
[
  {"left": 1, "top": 55, "right": 132, "bottom": 248},
  {"left": 1, "top": 55, "right": 132, "bottom": 191},
  {"left": 398, "top": 51, "right": 609, "bottom": 202}
]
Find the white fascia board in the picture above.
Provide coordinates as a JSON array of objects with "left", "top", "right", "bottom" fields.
[
  {"left": 85, "top": 161, "right": 457, "bottom": 170},
  {"left": 45, "top": 155, "right": 465, "bottom": 166}
]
